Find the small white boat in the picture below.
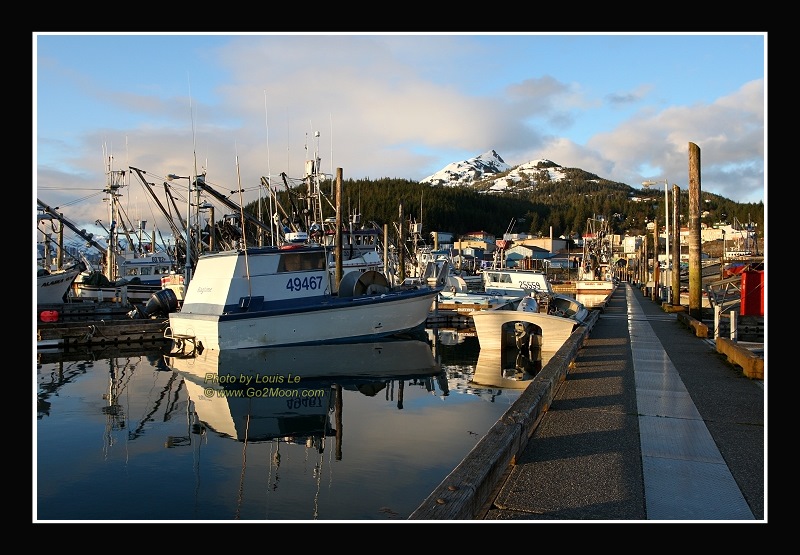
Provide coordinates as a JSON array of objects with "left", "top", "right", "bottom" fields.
[
  {"left": 471, "top": 292, "right": 589, "bottom": 353},
  {"left": 434, "top": 266, "right": 522, "bottom": 314},
  {"left": 167, "top": 244, "right": 440, "bottom": 351}
]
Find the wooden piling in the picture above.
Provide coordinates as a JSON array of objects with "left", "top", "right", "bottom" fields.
[{"left": 688, "top": 142, "right": 703, "bottom": 320}]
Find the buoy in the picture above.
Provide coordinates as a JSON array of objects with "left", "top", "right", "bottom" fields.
[{"left": 40, "top": 310, "right": 59, "bottom": 323}]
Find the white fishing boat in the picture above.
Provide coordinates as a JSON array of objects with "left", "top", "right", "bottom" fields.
[
  {"left": 482, "top": 265, "right": 552, "bottom": 297},
  {"left": 36, "top": 262, "right": 85, "bottom": 306},
  {"left": 166, "top": 244, "right": 441, "bottom": 351},
  {"left": 72, "top": 251, "right": 178, "bottom": 303},
  {"left": 471, "top": 291, "right": 589, "bottom": 353},
  {"left": 37, "top": 214, "right": 87, "bottom": 308},
  {"left": 433, "top": 260, "right": 522, "bottom": 314},
  {"left": 576, "top": 216, "right": 617, "bottom": 293},
  {"left": 413, "top": 246, "right": 483, "bottom": 290},
  {"left": 315, "top": 216, "right": 386, "bottom": 280},
  {"left": 38, "top": 164, "right": 181, "bottom": 305}
]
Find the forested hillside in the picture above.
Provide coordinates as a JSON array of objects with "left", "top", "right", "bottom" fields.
[{"left": 257, "top": 174, "right": 764, "bottom": 241}]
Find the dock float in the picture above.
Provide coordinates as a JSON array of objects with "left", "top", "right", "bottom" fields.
[{"left": 37, "top": 318, "right": 169, "bottom": 348}]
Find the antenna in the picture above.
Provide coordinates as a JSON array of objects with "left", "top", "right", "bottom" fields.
[
  {"left": 235, "top": 149, "right": 252, "bottom": 298},
  {"left": 329, "top": 113, "right": 334, "bottom": 178}
]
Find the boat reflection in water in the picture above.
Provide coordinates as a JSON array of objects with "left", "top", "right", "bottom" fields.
[
  {"left": 574, "top": 292, "right": 611, "bottom": 309},
  {"left": 426, "top": 325, "right": 477, "bottom": 347},
  {"left": 168, "top": 338, "right": 442, "bottom": 445},
  {"left": 470, "top": 345, "right": 558, "bottom": 389},
  {"left": 37, "top": 334, "right": 534, "bottom": 521},
  {"left": 165, "top": 338, "right": 445, "bottom": 520}
]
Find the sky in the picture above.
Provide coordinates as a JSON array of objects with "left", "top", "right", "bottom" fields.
[{"left": 34, "top": 32, "right": 766, "bottom": 243}]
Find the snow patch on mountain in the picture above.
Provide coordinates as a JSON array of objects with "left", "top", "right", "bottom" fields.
[
  {"left": 420, "top": 150, "right": 511, "bottom": 187},
  {"left": 420, "top": 151, "right": 570, "bottom": 192}
]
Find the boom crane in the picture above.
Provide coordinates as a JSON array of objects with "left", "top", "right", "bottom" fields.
[{"left": 37, "top": 198, "right": 107, "bottom": 255}]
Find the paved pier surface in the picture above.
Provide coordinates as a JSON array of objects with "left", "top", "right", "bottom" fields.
[
  {"left": 411, "top": 282, "right": 765, "bottom": 522},
  {"left": 482, "top": 283, "right": 765, "bottom": 521}
]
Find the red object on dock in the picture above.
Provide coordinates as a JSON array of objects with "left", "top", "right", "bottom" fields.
[
  {"left": 740, "top": 271, "right": 764, "bottom": 317},
  {"left": 40, "top": 310, "right": 60, "bottom": 323}
]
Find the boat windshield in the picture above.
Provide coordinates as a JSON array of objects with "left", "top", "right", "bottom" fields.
[{"left": 277, "top": 251, "right": 327, "bottom": 273}]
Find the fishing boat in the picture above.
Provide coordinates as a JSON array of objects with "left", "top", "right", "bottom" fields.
[
  {"left": 37, "top": 214, "right": 87, "bottom": 308},
  {"left": 413, "top": 246, "right": 483, "bottom": 290},
  {"left": 38, "top": 166, "right": 181, "bottom": 305},
  {"left": 478, "top": 255, "right": 589, "bottom": 353},
  {"left": 314, "top": 216, "right": 386, "bottom": 280},
  {"left": 36, "top": 262, "right": 86, "bottom": 307},
  {"left": 436, "top": 288, "right": 521, "bottom": 315},
  {"left": 257, "top": 132, "right": 396, "bottom": 289},
  {"left": 482, "top": 263, "right": 552, "bottom": 297},
  {"left": 575, "top": 216, "right": 617, "bottom": 293},
  {"left": 72, "top": 251, "right": 179, "bottom": 303},
  {"left": 166, "top": 244, "right": 441, "bottom": 351},
  {"left": 471, "top": 291, "right": 589, "bottom": 353},
  {"left": 430, "top": 260, "right": 522, "bottom": 314}
]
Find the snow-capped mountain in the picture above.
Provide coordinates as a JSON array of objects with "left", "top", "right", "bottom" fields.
[
  {"left": 420, "top": 151, "right": 578, "bottom": 193},
  {"left": 420, "top": 150, "right": 511, "bottom": 187}
]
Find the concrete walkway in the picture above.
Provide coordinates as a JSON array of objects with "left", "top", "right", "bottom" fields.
[{"left": 482, "top": 283, "right": 765, "bottom": 521}]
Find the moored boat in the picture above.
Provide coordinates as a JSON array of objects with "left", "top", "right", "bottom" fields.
[
  {"left": 36, "top": 262, "right": 86, "bottom": 307},
  {"left": 575, "top": 216, "right": 617, "bottom": 293},
  {"left": 482, "top": 265, "right": 552, "bottom": 296},
  {"left": 166, "top": 244, "right": 441, "bottom": 351},
  {"left": 433, "top": 260, "right": 522, "bottom": 314},
  {"left": 72, "top": 251, "right": 178, "bottom": 303},
  {"left": 471, "top": 291, "right": 589, "bottom": 353}
]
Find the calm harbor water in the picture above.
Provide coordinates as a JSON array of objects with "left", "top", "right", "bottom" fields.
[{"left": 35, "top": 329, "right": 534, "bottom": 522}]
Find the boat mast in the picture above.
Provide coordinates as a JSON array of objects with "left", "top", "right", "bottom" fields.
[{"left": 102, "top": 157, "right": 128, "bottom": 282}]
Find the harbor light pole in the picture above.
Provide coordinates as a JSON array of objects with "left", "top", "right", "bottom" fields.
[{"left": 643, "top": 179, "right": 671, "bottom": 302}]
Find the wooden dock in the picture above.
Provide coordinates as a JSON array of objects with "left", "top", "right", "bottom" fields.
[
  {"left": 37, "top": 318, "right": 170, "bottom": 348},
  {"left": 37, "top": 300, "right": 137, "bottom": 322}
]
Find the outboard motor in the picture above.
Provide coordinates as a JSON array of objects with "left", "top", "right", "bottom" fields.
[
  {"left": 129, "top": 289, "right": 180, "bottom": 319},
  {"left": 517, "top": 296, "right": 540, "bottom": 313},
  {"left": 144, "top": 289, "right": 179, "bottom": 316}
]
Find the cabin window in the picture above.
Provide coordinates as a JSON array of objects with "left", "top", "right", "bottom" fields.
[
  {"left": 278, "top": 251, "right": 326, "bottom": 273},
  {"left": 140, "top": 267, "right": 152, "bottom": 276}
]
